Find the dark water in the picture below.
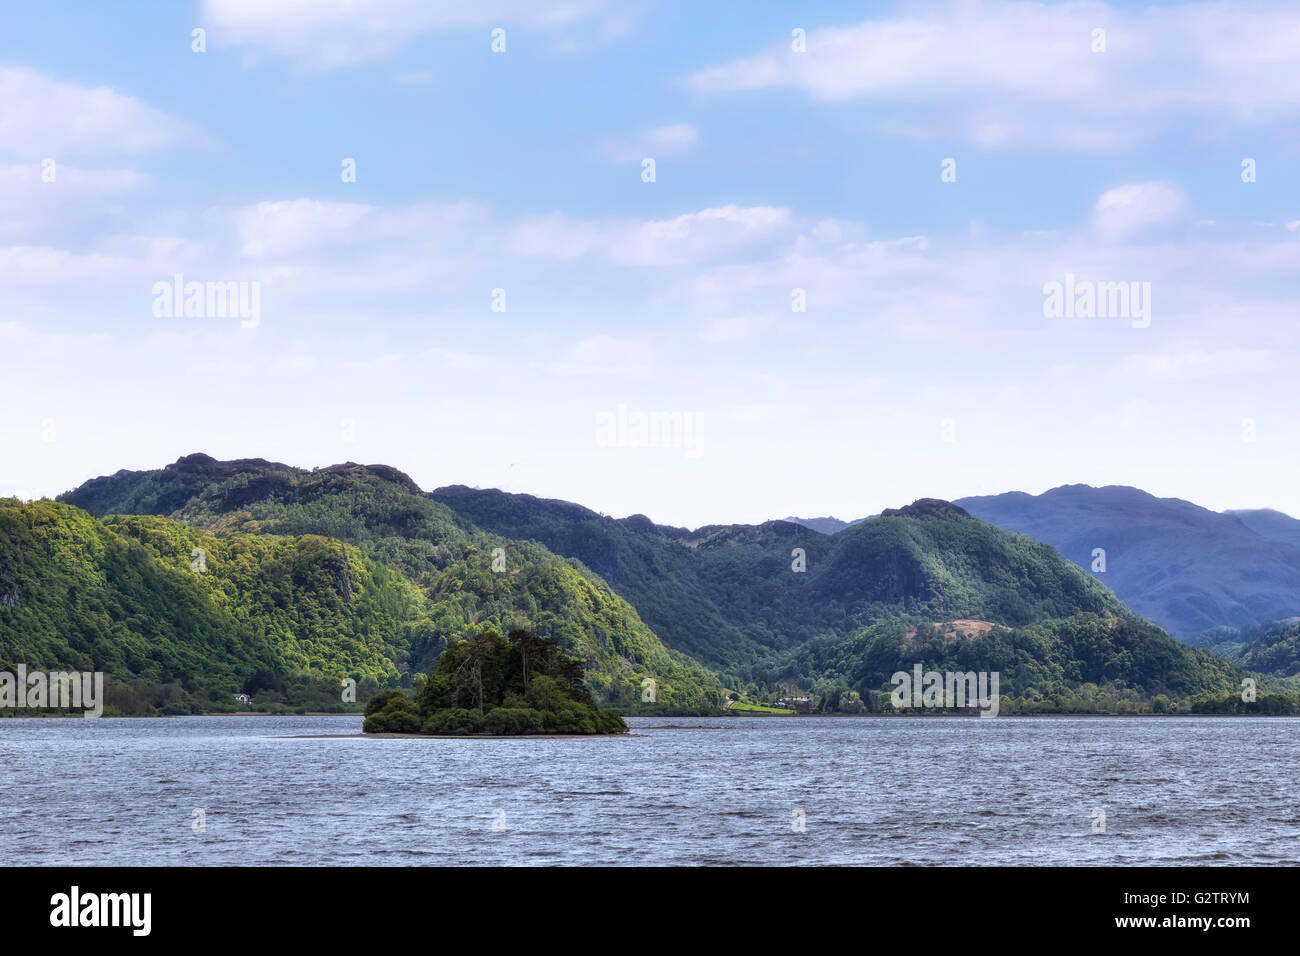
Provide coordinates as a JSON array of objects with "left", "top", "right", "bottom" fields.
[{"left": 3, "top": 715, "right": 1297, "bottom": 865}]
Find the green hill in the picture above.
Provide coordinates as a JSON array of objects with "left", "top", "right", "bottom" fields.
[
  {"left": 430, "top": 488, "right": 1245, "bottom": 708},
  {"left": 782, "top": 613, "right": 1242, "bottom": 712},
  {"left": 429, "top": 490, "right": 1127, "bottom": 659},
  {"left": 17, "top": 456, "right": 724, "bottom": 713},
  {"left": 0, "top": 499, "right": 430, "bottom": 713},
  {"left": 3, "top": 455, "right": 1254, "bottom": 716},
  {"left": 1229, "top": 618, "right": 1300, "bottom": 679}
]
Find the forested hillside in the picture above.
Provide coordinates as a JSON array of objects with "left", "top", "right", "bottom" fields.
[
  {"left": 0, "top": 456, "right": 1264, "bottom": 716},
  {"left": 2, "top": 456, "right": 725, "bottom": 713},
  {"left": 432, "top": 488, "right": 1245, "bottom": 708}
]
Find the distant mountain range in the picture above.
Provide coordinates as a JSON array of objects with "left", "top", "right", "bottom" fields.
[
  {"left": 432, "top": 489, "right": 1128, "bottom": 668},
  {"left": 953, "top": 485, "right": 1300, "bottom": 639},
  {"left": 1227, "top": 508, "right": 1300, "bottom": 553},
  {"left": 784, "top": 487, "right": 1300, "bottom": 642},
  {"left": 782, "top": 516, "right": 854, "bottom": 535},
  {"left": 3, "top": 458, "right": 1286, "bottom": 715},
  {"left": 431, "top": 488, "right": 1242, "bottom": 704}
]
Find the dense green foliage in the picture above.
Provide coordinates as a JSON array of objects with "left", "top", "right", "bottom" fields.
[
  {"left": 432, "top": 492, "right": 1124, "bottom": 665},
  {"left": 1, "top": 454, "right": 1265, "bottom": 718},
  {"left": 48, "top": 455, "right": 720, "bottom": 712},
  {"left": 1187, "top": 618, "right": 1300, "bottom": 681},
  {"left": 1236, "top": 619, "right": 1300, "bottom": 678},
  {"left": 1186, "top": 689, "right": 1300, "bottom": 714},
  {"left": 1204, "top": 618, "right": 1300, "bottom": 679},
  {"left": 780, "top": 612, "right": 1243, "bottom": 712},
  {"left": 363, "top": 629, "right": 627, "bottom": 734},
  {"left": 0, "top": 498, "right": 421, "bottom": 714},
  {"left": 430, "top": 489, "right": 1256, "bottom": 712}
]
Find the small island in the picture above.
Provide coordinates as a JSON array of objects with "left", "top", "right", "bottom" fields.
[{"left": 362, "top": 629, "right": 628, "bottom": 736}]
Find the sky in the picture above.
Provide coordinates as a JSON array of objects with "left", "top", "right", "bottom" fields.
[{"left": 1, "top": 0, "right": 1298, "bottom": 527}]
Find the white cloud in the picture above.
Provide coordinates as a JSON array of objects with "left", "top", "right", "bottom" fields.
[
  {"left": 235, "top": 199, "right": 376, "bottom": 257},
  {"left": 6, "top": 184, "right": 1297, "bottom": 382},
  {"left": 231, "top": 197, "right": 488, "bottom": 263},
  {"left": 1116, "top": 346, "right": 1288, "bottom": 380},
  {"left": 538, "top": 334, "right": 650, "bottom": 377},
  {"left": 420, "top": 347, "right": 487, "bottom": 371},
  {"left": 510, "top": 204, "right": 799, "bottom": 266},
  {"left": 0, "top": 163, "right": 148, "bottom": 192},
  {"left": 1092, "top": 182, "right": 1186, "bottom": 241},
  {"left": 599, "top": 123, "right": 699, "bottom": 163},
  {"left": 0, "top": 67, "right": 192, "bottom": 157},
  {"left": 202, "top": 0, "right": 621, "bottom": 68},
  {"left": 0, "top": 162, "right": 150, "bottom": 243},
  {"left": 687, "top": 0, "right": 1300, "bottom": 147},
  {"left": 6, "top": 180, "right": 1300, "bottom": 525},
  {"left": 698, "top": 315, "right": 772, "bottom": 345}
]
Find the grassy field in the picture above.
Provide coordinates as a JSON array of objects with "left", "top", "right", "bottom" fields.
[{"left": 727, "top": 702, "right": 796, "bottom": 715}]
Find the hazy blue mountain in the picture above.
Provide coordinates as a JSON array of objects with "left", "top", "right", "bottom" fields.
[
  {"left": 1227, "top": 508, "right": 1300, "bottom": 552},
  {"left": 782, "top": 516, "right": 852, "bottom": 535},
  {"left": 956, "top": 485, "right": 1300, "bottom": 638}
]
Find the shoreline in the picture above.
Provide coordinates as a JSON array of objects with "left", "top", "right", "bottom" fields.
[
  {"left": 5, "top": 711, "right": 1297, "bottom": 721},
  {"left": 282, "top": 738, "right": 642, "bottom": 743}
]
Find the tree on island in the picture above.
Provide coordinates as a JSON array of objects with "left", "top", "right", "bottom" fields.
[{"left": 362, "top": 629, "right": 627, "bottom": 735}]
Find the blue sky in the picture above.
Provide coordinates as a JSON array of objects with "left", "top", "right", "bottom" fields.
[{"left": 2, "top": 0, "right": 1298, "bottom": 526}]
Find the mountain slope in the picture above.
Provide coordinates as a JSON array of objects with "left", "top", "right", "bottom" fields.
[
  {"left": 956, "top": 485, "right": 1300, "bottom": 638},
  {"left": 1186, "top": 617, "right": 1300, "bottom": 682},
  {"left": 782, "top": 612, "right": 1241, "bottom": 710},
  {"left": 0, "top": 499, "right": 433, "bottom": 711},
  {"left": 50, "top": 456, "right": 722, "bottom": 711},
  {"left": 428, "top": 487, "right": 1241, "bottom": 706},
  {"left": 27, "top": 459, "right": 1253, "bottom": 712},
  {"left": 1227, "top": 508, "right": 1300, "bottom": 553},
  {"left": 433, "top": 490, "right": 1127, "bottom": 662},
  {"left": 430, "top": 484, "right": 774, "bottom": 669},
  {"left": 808, "top": 499, "right": 1124, "bottom": 623},
  {"left": 1239, "top": 621, "right": 1300, "bottom": 679}
]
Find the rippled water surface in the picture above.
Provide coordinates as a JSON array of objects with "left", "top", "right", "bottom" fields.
[{"left": 3, "top": 715, "right": 1297, "bottom": 865}]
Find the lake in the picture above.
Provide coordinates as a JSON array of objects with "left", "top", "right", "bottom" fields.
[{"left": 3, "top": 715, "right": 1296, "bottom": 865}]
